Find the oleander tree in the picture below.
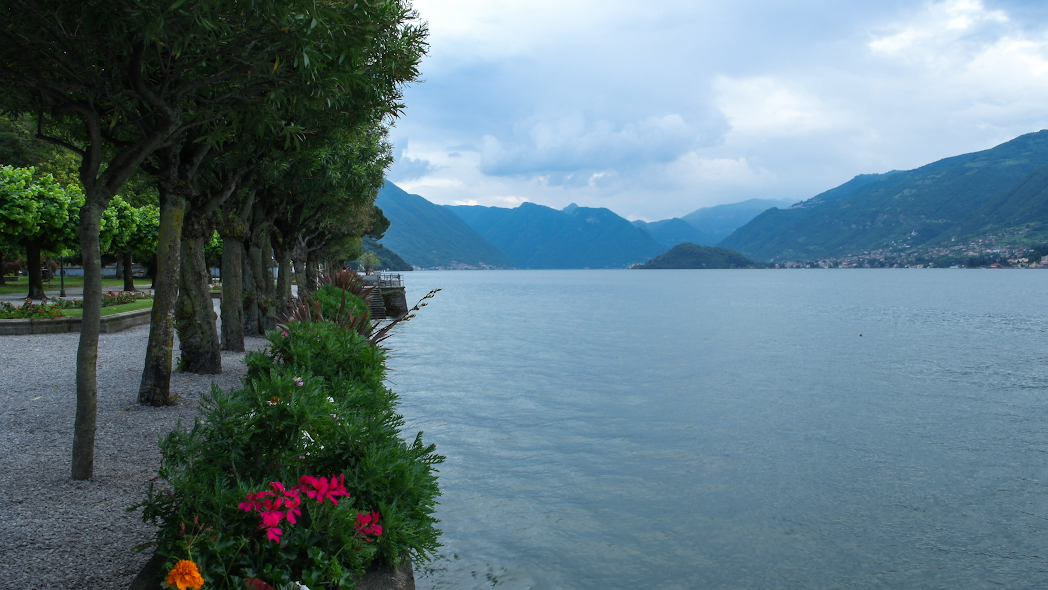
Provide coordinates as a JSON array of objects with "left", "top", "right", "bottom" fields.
[{"left": 0, "top": 166, "right": 82, "bottom": 299}]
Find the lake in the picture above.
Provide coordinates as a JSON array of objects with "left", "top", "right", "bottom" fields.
[{"left": 386, "top": 269, "right": 1048, "bottom": 589}]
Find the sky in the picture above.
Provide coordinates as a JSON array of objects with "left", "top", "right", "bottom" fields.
[{"left": 385, "top": 0, "right": 1048, "bottom": 221}]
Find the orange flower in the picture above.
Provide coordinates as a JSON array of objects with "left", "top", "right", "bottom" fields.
[{"left": 165, "top": 559, "right": 205, "bottom": 590}]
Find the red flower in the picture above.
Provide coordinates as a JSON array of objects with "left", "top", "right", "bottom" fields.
[
  {"left": 355, "top": 510, "right": 383, "bottom": 539},
  {"left": 298, "top": 474, "right": 350, "bottom": 505}
]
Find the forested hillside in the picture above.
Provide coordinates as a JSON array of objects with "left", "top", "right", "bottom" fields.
[{"left": 720, "top": 130, "right": 1048, "bottom": 261}]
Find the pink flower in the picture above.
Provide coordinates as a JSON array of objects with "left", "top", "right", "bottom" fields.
[
  {"left": 293, "top": 377, "right": 304, "bottom": 387},
  {"left": 298, "top": 474, "right": 350, "bottom": 505},
  {"left": 284, "top": 491, "right": 302, "bottom": 524},
  {"left": 265, "top": 526, "right": 283, "bottom": 542},
  {"left": 355, "top": 510, "right": 383, "bottom": 539},
  {"left": 281, "top": 330, "right": 288, "bottom": 337},
  {"left": 238, "top": 490, "right": 271, "bottom": 512}
]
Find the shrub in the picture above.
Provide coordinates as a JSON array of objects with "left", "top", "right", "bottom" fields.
[
  {"left": 0, "top": 299, "right": 64, "bottom": 319},
  {"left": 137, "top": 321, "right": 442, "bottom": 589},
  {"left": 313, "top": 285, "right": 369, "bottom": 324}
]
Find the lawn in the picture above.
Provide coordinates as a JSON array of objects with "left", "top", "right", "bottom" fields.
[
  {"left": 61, "top": 299, "right": 154, "bottom": 317},
  {"left": 0, "top": 277, "right": 152, "bottom": 296}
]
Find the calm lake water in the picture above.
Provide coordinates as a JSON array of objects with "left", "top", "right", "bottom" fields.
[{"left": 386, "top": 269, "right": 1048, "bottom": 589}]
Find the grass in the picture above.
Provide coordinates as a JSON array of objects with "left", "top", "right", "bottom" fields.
[
  {"left": 0, "top": 277, "right": 152, "bottom": 295},
  {"left": 61, "top": 299, "right": 154, "bottom": 317}
]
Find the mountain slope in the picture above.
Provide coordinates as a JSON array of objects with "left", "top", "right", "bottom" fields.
[
  {"left": 681, "top": 198, "right": 796, "bottom": 241},
  {"left": 719, "top": 130, "right": 1048, "bottom": 261},
  {"left": 632, "top": 218, "right": 716, "bottom": 247},
  {"left": 449, "top": 202, "right": 664, "bottom": 268},
  {"left": 375, "top": 182, "right": 517, "bottom": 268},
  {"left": 959, "top": 162, "right": 1048, "bottom": 242}
]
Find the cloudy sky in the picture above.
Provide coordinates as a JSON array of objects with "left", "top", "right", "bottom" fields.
[{"left": 386, "top": 0, "right": 1048, "bottom": 221}]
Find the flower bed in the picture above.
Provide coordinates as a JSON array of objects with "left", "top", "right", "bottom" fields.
[
  {"left": 136, "top": 313, "right": 442, "bottom": 589},
  {"left": 0, "top": 290, "right": 153, "bottom": 319}
]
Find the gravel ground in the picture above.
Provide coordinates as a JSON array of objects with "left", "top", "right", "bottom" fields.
[{"left": 0, "top": 322, "right": 267, "bottom": 589}]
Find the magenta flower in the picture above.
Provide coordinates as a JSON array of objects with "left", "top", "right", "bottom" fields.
[
  {"left": 298, "top": 474, "right": 350, "bottom": 505},
  {"left": 355, "top": 510, "right": 383, "bottom": 539},
  {"left": 293, "top": 377, "right": 304, "bottom": 387}
]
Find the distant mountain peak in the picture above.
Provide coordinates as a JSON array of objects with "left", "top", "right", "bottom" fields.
[{"left": 563, "top": 203, "right": 579, "bottom": 215}]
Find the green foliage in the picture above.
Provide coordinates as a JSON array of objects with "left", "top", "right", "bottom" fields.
[
  {"left": 130, "top": 204, "right": 161, "bottom": 261},
  {"left": 0, "top": 165, "right": 82, "bottom": 252},
  {"left": 102, "top": 195, "right": 139, "bottom": 256},
  {"left": 137, "top": 321, "right": 442, "bottom": 588},
  {"left": 358, "top": 251, "right": 381, "bottom": 274},
  {"left": 205, "top": 231, "right": 223, "bottom": 269},
  {"left": 634, "top": 243, "right": 767, "bottom": 269},
  {"left": 312, "top": 285, "right": 370, "bottom": 326}
]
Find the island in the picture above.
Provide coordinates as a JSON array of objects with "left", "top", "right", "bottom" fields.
[{"left": 631, "top": 242, "right": 767, "bottom": 269}]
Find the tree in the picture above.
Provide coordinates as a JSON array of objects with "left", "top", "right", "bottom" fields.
[
  {"left": 137, "top": 0, "right": 428, "bottom": 403},
  {"left": 359, "top": 251, "right": 380, "bottom": 274},
  {"left": 1, "top": 0, "right": 426, "bottom": 477},
  {"left": 0, "top": 166, "right": 81, "bottom": 298}
]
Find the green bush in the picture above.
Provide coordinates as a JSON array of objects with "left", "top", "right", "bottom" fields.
[
  {"left": 313, "top": 284, "right": 369, "bottom": 323},
  {"left": 137, "top": 321, "right": 442, "bottom": 589}
]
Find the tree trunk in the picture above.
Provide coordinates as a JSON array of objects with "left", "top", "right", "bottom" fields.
[
  {"left": 249, "top": 238, "right": 268, "bottom": 334},
  {"left": 276, "top": 250, "right": 292, "bottom": 316},
  {"left": 0, "top": 250, "right": 6, "bottom": 286},
  {"left": 139, "top": 193, "right": 185, "bottom": 406},
  {"left": 72, "top": 201, "right": 104, "bottom": 480},
  {"left": 175, "top": 212, "right": 221, "bottom": 374},
  {"left": 26, "top": 240, "right": 45, "bottom": 299},
  {"left": 305, "top": 250, "right": 318, "bottom": 297},
  {"left": 243, "top": 240, "right": 259, "bottom": 336},
  {"left": 122, "top": 251, "right": 136, "bottom": 291},
  {"left": 220, "top": 237, "right": 244, "bottom": 351},
  {"left": 260, "top": 235, "right": 277, "bottom": 332}
]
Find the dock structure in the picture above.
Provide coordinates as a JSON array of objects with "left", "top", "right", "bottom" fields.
[{"left": 361, "top": 273, "right": 408, "bottom": 319}]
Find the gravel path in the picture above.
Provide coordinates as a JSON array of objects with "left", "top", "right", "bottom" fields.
[{"left": 0, "top": 322, "right": 267, "bottom": 589}]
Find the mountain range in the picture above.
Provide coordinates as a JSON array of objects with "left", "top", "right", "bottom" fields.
[
  {"left": 721, "top": 130, "right": 1048, "bottom": 262},
  {"left": 448, "top": 202, "right": 664, "bottom": 268},
  {"left": 375, "top": 182, "right": 517, "bottom": 269},
  {"left": 374, "top": 183, "right": 786, "bottom": 268}
]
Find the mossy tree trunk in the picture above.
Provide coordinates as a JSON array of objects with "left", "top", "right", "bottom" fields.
[
  {"left": 261, "top": 234, "right": 277, "bottom": 332},
  {"left": 304, "top": 250, "right": 318, "bottom": 297},
  {"left": 220, "top": 236, "right": 244, "bottom": 351},
  {"left": 276, "top": 249, "right": 292, "bottom": 316},
  {"left": 243, "top": 239, "right": 259, "bottom": 336},
  {"left": 139, "top": 152, "right": 191, "bottom": 406},
  {"left": 175, "top": 211, "right": 221, "bottom": 374}
]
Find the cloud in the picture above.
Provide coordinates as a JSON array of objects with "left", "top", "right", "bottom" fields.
[
  {"left": 388, "top": 0, "right": 1048, "bottom": 221},
  {"left": 714, "top": 77, "right": 854, "bottom": 138},
  {"left": 868, "top": 0, "right": 1008, "bottom": 57},
  {"left": 388, "top": 154, "right": 436, "bottom": 182},
  {"left": 477, "top": 113, "right": 714, "bottom": 179}
]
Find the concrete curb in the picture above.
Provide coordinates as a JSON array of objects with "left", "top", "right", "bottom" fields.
[{"left": 0, "top": 307, "right": 152, "bottom": 336}]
